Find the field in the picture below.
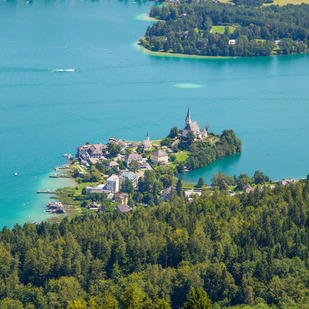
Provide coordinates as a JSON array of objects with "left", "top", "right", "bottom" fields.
[
  {"left": 211, "top": 26, "right": 236, "bottom": 34},
  {"left": 264, "top": 0, "right": 309, "bottom": 5},
  {"left": 219, "top": 0, "right": 309, "bottom": 4}
]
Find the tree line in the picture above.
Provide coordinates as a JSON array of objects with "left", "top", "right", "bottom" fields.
[{"left": 1, "top": 179, "right": 309, "bottom": 307}]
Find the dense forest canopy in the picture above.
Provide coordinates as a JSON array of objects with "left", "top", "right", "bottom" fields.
[
  {"left": 140, "top": 2, "right": 309, "bottom": 57},
  {"left": 2, "top": 180, "right": 309, "bottom": 307}
]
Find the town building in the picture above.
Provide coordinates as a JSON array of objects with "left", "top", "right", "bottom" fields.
[
  {"left": 242, "top": 185, "right": 254, "bottom": 194},
  {"left": 125, "top": 153, "right": 143, "bottom": 165},
  {"left": 151, "top": 149, "right": 169, "bottom": 165},
  {"left": 106, "top": 174, "right": 120, "bottom": 194},
  {"left": 120, "top": 171, "right": 138, "bottom": 187},
  {"left": 114, "top": 192, "right": 129, "bottom": 205},
  {"left": 115, "top": 204, "right": 132, "bottom": 213},
  {"left": 109, "top": 137, "right": 127, "bottom": 149},
  {"left": 128, "top": 142, "right": 139, "bottom": 150},
  {"left": 141, "top": 132, "right": 152, "bottom": 151},
  {"left": 76, "top": 143, "right": 107, "bottom": 160},
  {"left": 182, "top": 108, "right": 207, "bottom": 139},
  {"left": 170, "top": 139, "right": 180, "bottom": 148},
  {"left": 104, "top": 161, "right": 119, "bottom": 169},
  {"left": 87, "top": 202, "right": 101, "bottom": 209},
  {"left": 161, "top": 186, "right": 175, "bottom": 200}
]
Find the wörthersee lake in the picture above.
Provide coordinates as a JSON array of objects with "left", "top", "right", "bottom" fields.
[{"left": 0, "top": 0, "right": 309, "bottom": 228}]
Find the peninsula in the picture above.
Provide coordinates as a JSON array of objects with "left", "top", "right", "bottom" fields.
[
  {"left": 140, "top": 2, "right": 309, "bottom": 57},
  {"left": 47, "top": 108, "right": 242, "bottom": 216}
]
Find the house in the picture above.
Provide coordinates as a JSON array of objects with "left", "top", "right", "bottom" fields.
[
  {"left": 114, "top": 192, "right": 129, "bottom": 205},
  {"left": 128, "top": 142, "right": 139, "bottom": 150},
  {"left": 87, "top": 202, "right": 101, "bottom": 209},
  {"left": 228, "top": 39, "right": 237, "bottom": 45},
  {"left": 77, "top": 143, "right": 107, "bottom": 160},
  {"left": 88, "top": 158, "right": 100, "bottom": 165},
  {"left": 86, "top": 184, "right": 111, "bottom": 195},
  {"left": 242, "top": 185, "right": 254, "bottom": 194},
  {"left": 141, "top": 132, "right": 152, "bottom": 151},
  {"left": 106, "top": 174, "right": 120, "bottom": 194},
  {"left": 104, "top": 161, "right": 119, "bottom": 169},
  {"left": 121, "top": 171, "right": 138, "bottom": 187},
  {"left": 151, "top": 149, "right": 168, "bottom": 165},
  {"left": 86, "top": 186, "right": 104, "bottom": 194},
  {"left": 184, "top": 189, "right": 202, "bottom": 201},
  {"left": 170, "top": 139, "right": 180, "bottom": 148},
  {"left": 77, "top": 144, "right": 92, "bottom": 158},
  {"left": 125, "top": 153, "right": 143, "bottom": 165},
  {"left": 182, "top": 108, "right": 207, "bottom": 139},
  {"left": 88, "top": 144, "right": 108, "bottom": 158},
  {"left": 161, "top": 186, "right": 175, "bottom": 199},
  {"left": 109, "top": 138, "right": 127, "bottom": 149},
  {"left": 274, "top": 40, "right": 281, "bottom": 46},
  {"left": 115, "top": 204, "right": 132, "bottom": 213},
  {"left": 278, "top": 178, "right": 298, "bottom": 186}
]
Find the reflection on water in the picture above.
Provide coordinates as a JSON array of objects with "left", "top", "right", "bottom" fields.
[{"left": 179, "top": 153, "right": 242, "bottom": 184}]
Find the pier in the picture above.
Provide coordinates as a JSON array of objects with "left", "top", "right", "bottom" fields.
[
  {"left": 36, "top": 190, "right": 58, "bottom": 194},
  {"left": 49, "top": 175, "right": 71, "bottom": 178},
  {"left": 54, "top": 164, "right": 70, "bottom": 171}
]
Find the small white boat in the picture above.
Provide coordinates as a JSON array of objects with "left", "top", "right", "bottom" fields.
[
  {"left": 15, "top": 172, "right": 18, "bottom": 176},
  {"left": 62, "top": 154, "right": 68, "bottom": 157}
]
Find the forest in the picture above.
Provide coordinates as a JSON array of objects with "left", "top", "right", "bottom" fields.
[
  {"left": 183, "top": 130, "right": 242, "bottom": 171},
  {"left": 1, "top": 179, "right": 309, "bottom": 308},
  {"left": 140, "top": 2, "right": 309, "bottom": 57}
]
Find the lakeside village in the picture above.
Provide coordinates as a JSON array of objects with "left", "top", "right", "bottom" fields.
[{"left": 43, "top": 109, "right": 298, "bottom": 215}]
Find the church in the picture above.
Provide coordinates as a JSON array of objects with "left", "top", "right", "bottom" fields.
[{"left": 182, "top": 108, "right": 207, "bottom": 139}]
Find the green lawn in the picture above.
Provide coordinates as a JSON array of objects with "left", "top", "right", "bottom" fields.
[
  {"left": 175, "top": 151, "right": 189, "bottom": 162},
  {"left": 152, "top": 139, "right": 162, "bottom": 146},
  {"left": 75, "top": 182, "right": 93, "bottom": 194},
  {"left": 212, "top": 26, "right": 236, "bottom": 34}
]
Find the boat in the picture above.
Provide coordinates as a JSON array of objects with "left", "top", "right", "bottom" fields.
[
  {"left": 62, "top": 154, "right": 68, "bottom": 157},
  {"left": 14, "top": 172, "right": 17, "bottom": 176}
]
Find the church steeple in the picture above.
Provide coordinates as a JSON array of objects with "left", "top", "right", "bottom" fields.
[
  {"left": 146, "top": 132, "right": 149, "bottom": 141},
  {"left": 185, "top": 107, "right": 191, "bottom": 125}
]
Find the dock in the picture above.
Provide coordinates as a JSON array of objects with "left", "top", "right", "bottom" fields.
[
  {"left": 54, "top": 164, "right": 70, "bottom": 171},
  {"left": 49, "top": 175, "right": 71, "bottom": 178},
  {"left": 37, "top": 190, "right": 58, "bottom": 194}
]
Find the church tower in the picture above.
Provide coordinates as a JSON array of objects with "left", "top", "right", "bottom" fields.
[
  {"left": 146, "top": 132, "right": 149, "bottom": 141},
  {"left": 185, "top": 107, "right": 191, "bottom": 126}
]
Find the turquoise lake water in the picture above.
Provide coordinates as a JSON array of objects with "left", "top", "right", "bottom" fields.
[{"left": 0, "top": 0, "right": 309, "bottom": 228}]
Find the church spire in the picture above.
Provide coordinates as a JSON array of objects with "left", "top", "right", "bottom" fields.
[
  {"left": 146, "top": 132, "right": 149, "bottom": 141},
  {"left": 185, "top": 107, "right": 191, "bottom": 125}
]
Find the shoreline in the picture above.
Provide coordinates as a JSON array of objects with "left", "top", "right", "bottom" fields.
[
  {"left": 138, "top": 43, "right": 309, "bottom": 60},
  {"left": 137, "top": 43, "right": 237, "bottom": 59}
]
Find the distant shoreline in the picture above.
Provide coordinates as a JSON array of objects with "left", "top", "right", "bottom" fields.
[{"left": 137, "top": 43, "right": 237, "bottom": 59}]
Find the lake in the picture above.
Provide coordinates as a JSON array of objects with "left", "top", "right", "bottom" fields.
[{"left": 0, "top": 0, "right": 309, "bottom": 228}]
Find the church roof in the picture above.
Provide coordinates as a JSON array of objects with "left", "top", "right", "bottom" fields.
[
  {"left": 185, "top": 107, "right": 191, "bottom": 123},
  {"left": 184, "top": 121, "right": 200, "bottom": 133},
  {"left": 142, "top": 140, "right": 152, "bottom": 148}
]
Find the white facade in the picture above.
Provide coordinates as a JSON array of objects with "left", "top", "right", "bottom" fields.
[{"left": 106, "top": 174, "right": 120, "bottom": 194}]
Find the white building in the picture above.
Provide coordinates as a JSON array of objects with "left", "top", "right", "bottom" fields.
[
  {"left": 106, "top": 174, "right": 120, "bottom": 194},
  {"left": 151, "top": 149, "right": 168, "bottom": 165}
]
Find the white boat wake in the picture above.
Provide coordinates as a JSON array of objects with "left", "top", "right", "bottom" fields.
[{"left": 53, "top": 69, "right": 75, "bottom": 72}]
